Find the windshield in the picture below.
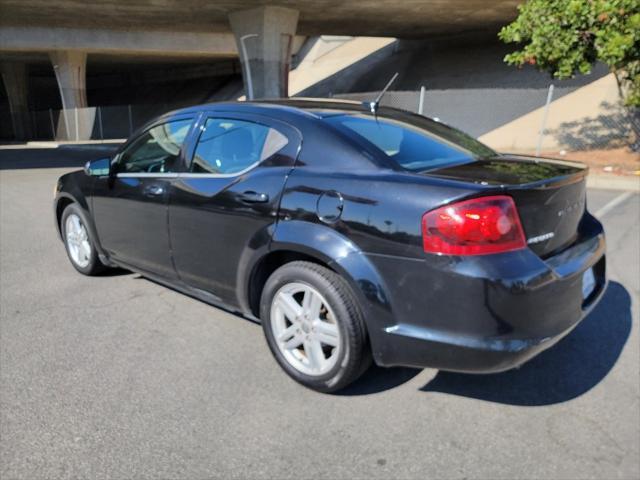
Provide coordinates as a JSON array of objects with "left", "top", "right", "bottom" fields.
[{"left": 324, "top": 113, "right": 496, "bottom": 172}]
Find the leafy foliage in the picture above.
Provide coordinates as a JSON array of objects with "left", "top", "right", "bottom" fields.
[{"left": 499, "top": 0, "right": 640, "bottom": 106}]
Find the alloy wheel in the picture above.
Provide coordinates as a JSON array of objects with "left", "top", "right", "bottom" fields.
[
  {"left": 270, "top": 282, "right": 342, "bottom": 376},
  {"left": 65, "top": 213, "right": 91, "bottom": 268}
]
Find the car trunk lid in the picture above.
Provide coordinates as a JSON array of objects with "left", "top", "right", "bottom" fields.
[{"left": 422, "top": 155, "right": 588, "bottom": 257}]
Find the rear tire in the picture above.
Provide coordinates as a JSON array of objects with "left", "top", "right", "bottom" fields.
[
  {"left": 61, "top": 203, "right": 106, "bottom": 276},
  {"left": 260, "top": 261, "right": 371, "bottom": 392}
]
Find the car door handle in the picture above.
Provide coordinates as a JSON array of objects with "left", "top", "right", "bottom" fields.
[
  {"left": 239, "top": 191, "right": 269, "bottom": 203},
  {"left": 143, "top": 184, "right": 165, "bottom": 197}
]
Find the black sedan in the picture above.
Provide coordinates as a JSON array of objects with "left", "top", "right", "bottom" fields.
[{"left": 54, "top": 99, "right": 606, "bottom": 392}]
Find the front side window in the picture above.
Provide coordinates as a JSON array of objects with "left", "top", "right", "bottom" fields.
[
  {"left": 191, "top": 118, "right": 288, "bottom": 174},
  {"left": 116, "top": 119, "right": 192, "bottom": 174},
  {"left": 324, "top": 114, "right": 496, "bottom": 172}
]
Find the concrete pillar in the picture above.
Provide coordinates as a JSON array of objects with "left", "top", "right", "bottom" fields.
[
  {"left": 228, "top": 6, "right": 299, "bottom": 99},
  {"left": 49, "top": 50, "right": 92, "bottom": 140},
  {"left": 0, "top": 62, "right": 32, "bottom": 140}
]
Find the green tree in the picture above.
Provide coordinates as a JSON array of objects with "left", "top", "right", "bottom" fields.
[{"left": 498, "top": 0, "right": 640, "bottom": 107}]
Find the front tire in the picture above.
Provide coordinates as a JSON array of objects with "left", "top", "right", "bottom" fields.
[
  {"left": 61, "top": 203, "right": 105, "bottom": 276},
  {"left": 260, "top": 261, "right": 370, "bottom": 392}
]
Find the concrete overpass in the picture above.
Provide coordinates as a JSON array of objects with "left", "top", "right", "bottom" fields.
[{"left": 0, "top": 1, "right": 521, "bottom": 139}]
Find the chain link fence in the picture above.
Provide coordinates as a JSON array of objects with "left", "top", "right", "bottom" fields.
[
  {"left": 2, "top": 83, "right": 638, "bottom": 159},
  {"left": 334, "top": 84, "right": 639, "bottom": 155},
  {"left": 4, "top": 102, "right": 189, "bottom": 143}
]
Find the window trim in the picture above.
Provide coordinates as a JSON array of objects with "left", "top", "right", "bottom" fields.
[
  {"left": 115, "top": 171, "right": 257, "bottom": 179},
  {"left": 116, "top": 172, "right": 179, "bottom": 178}
]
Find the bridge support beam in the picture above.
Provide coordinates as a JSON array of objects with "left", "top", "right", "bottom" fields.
[
  {"left": 49, "top": 50, "right": 93, "bottom": 140},
  {"left": 0, "top": 62, "right": 32, "bottom": 140},
  {"left": 228, "top": 6, "right": 299, "bottom": 99}
]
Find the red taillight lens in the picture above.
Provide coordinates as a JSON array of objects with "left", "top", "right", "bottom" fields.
[{"left": 422, "top": 195, "right": 526, "bottom": 255}]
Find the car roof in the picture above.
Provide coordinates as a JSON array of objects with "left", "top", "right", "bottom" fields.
[{"left": 165, "top": 98, "right": 375, "bottom": 120}]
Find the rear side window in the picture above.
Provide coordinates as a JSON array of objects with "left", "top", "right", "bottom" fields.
[
  {"left": 191, "top": 118, "right": 288, "bottom": 175},
  {"left": 324, "top": 114, "right": 495, "bottom": 172}
]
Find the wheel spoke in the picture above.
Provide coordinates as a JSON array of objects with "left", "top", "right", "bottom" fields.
[
  {"left": 283, "top": 334, "right": 303, "bottom": 350},
  {"left": 80, "top": 240, "right": 91, "bottom": 260},
  {"left": 276, "top": 292, "right": 303, "bottom": 322},
  {"left": 277, "top": 323, "right": 298, "bottom": 343},
  {"left": 314, "top": 321, "right": 339, "bottom": 347},
  {"left": 302, "top": 288, "right": 322, "bottom": 321},
  {"left": 71, "top": 215, "right": 82, "bottom": 234},
  {"left": 304, "top": 338, "right": 326, "bottom": 371}
]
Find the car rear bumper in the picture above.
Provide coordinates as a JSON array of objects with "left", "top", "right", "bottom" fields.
[{"left": 366, "top": 214, "right": 607, "bottom": 373}]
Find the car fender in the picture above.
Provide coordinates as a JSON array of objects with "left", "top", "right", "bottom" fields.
[
  {"left": 54, "top": 187, "right": 107, "bottom": 259},
  {"left": 267, "top": 220, "right": 396, "bottom": 361},
  {"left": 54, "top": 191, "right": 89, "bottom": 237}
]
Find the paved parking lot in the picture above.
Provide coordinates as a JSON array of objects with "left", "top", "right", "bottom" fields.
[{"left": 1, "top": 146, "right": 639, "bottom": 479}]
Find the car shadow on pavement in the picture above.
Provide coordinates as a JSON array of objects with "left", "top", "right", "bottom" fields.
[
  {"left": 419, "top": 281, "right": 631, "bottom": 405},
  {"left": 338, "top": 364, "right": 422, "bottom": 395},
  {"left": 99, "top": 267, "right": 132, "bottom": 277}
]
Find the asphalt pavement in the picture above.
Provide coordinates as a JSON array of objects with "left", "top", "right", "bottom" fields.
[{"left": 1, "top": 146, "right": 639, "bottom": 479}]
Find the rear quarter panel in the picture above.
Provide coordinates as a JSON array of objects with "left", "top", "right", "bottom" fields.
[
  {"left": 277, "top": 168, "right": 484, "bottom": 258},
  {"left": 274, "top": 166, "right": 485, "bottom": 358}
]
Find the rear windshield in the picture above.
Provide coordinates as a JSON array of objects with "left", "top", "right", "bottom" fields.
[{"left": 324, "top": 113, "right": 496, "bottom": 171}]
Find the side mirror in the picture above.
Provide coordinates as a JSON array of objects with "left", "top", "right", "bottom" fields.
[{"left": 84, "top": 157, "right": 111, "bottom": 177}]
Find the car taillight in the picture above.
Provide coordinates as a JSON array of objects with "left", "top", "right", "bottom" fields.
[{"left": 422, "top": 195, "right": 526, "bottom": 255}]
